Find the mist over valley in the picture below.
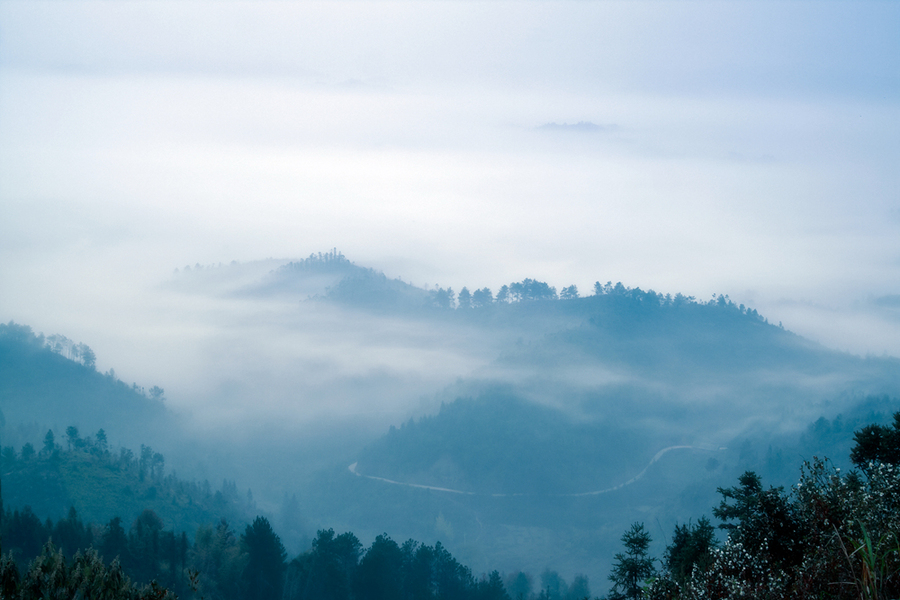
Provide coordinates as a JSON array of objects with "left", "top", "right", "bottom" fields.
[
  {"left": 2, "top": 1, "right": 899, "bottom": 597},
  {"left": 4, "top": 252, "right": 899, "bottom": 587}
]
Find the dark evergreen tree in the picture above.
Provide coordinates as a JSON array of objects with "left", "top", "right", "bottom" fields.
[
  {"left": 285, "top": 528, "right": 360, "bottom": 600},
  {"left": 663, "top": 517, "right": 716, "bottom": 586},
  {"left": 0, "top": 541, "right": 176, "bottom": 599},
  {"left": 41, "top": 430, "right": 55, "bottom": 455},
  {"left": 560, "top": 285, "right": 579, "bottom": 300},
  {"left": 191, "top": 519, "right": 246, "bottom": 600},
  {"left": 539, "top": 569, "right": 566, "bottom": 600},
  {"left": 129, "top": 509, "right": 164, "bottom": 582},
  {"left": 713, "top": 471, "right": 802, "bottom": 571},
  {"left": 850, "top": 411, "right": 900, "bottom": 468},
  {"left": 505, "top": 571, "right": 531, "bottom": 600},
  {"left": 471, "top": 287, "right": 493, "bottom": 307},
  {"left": 354, "top": 534, "right": 403, "bottom": 600},
  {"left": 241, "top": 516, "right": 287, "bottom": 600},
  {"left": 400, "top": 539, "right": 433, "bottom": 600},
  {"left": 3, "top": 507, "right": 49, "bottom": 567},
  {"left": 476, "top": 570, "right": 509, "bottom": 600},
  {"left": 20, "top": 443, "right": 35, "bottom": 461},
  {"left": 65, "top": 426, "right": 80, "bottom": 451},
  {"left": 432, "top": 541, "right": 475, "bottom": 600},
  {"left": 101, "top": 516, "right": 130, "bottom": 565},
  {"left": 457, "top": 287, "right": 472, "bottom": 309},
  {"left": 52, "top": 506, "right": 92, "bottom": 559},
  {"left": 607, "top": 522, "right": 655, "bottom": 600},
  {"left": 567, "top": 574, "right": 590, "bottom": 600}
]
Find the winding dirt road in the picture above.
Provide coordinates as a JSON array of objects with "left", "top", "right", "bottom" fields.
[{"left": 348, "top": 445, "right": 719, "bottom": 497}]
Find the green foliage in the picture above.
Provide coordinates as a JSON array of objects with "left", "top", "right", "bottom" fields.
[
  {"left": 241, "top": 516, "right": 287, "bottom": 600},
  {"left": 647, "top": 415, "right": 900, "bottom": 598},
  {"left": 4, "top": 469, "right": 515, "bottom": 600},
  {"left": 42, "top": 431, "right": 55, "bottom": 455},
  {"left": 471, "top": 287, "right": 493, "bottom": 307},
  {"left": 850, "top": 412, "right": 900, "bottom": 469},
  {"left": 664, "top": 517, "right": 716, "bottom": 586},
  {"left": 3, "top": 507, "right": 48, "bottom": 567},
  {"left": 712, "top": 471, "right": 802, "bottom": 572},
  {"left": 791, "top": 458, "right": 900, "bottom": 599},
  {"left": 354, "top": 534, "right": 403, "bottom": 600},
  {"left": 2, "top": 505, "right": 193, "bottom": 596},
  {"left": 507, "top": 279, "right": 557, "bottom": 302},
  {"left": 505, "top": 571, "right": 532, "bottom": 600},
  {"left": 101, "top": 516, "right": 129, "bottom": 564},
  {"left": 458, "top": 288, "right": 473, "bottom": 309},
  {"left": 285, "top": 528, "right": 361, "bottom": 600},
  {"left": 2, "top": 431, "right": 254, "bottom": 537},
  {"left": 190, "top": 519, "right": 246, "bottom": 600},
  {"left": 283, "top": 530, "right": 509, "bottom": 600},
  {"left": 431, "top": 287, "right": 456, "bottom": 309},
  {"left": 478, "top": 570, "right": 510, "bottom": 600},
  {"left": 560, "top": 285, "right": 579, "bottom": 300},
  {"left": 0, "top": 322, "right": 172, "bottom": 450},
  {"left": 0, "top": 542, "right": 177, "bottom": 600},
  {"left": 607, "top": 523, "right": 655, "bottom": 600}
]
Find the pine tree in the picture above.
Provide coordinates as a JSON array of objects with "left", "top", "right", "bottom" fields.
[
  {"left": 241, "top": 516, "right": 287, "bottom": 600},
  {"left": 608, "top": 522, "right": 655, "bottom": 600}
]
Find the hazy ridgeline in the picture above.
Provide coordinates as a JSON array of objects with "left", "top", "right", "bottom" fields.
[{"left": 3, "top": 253, "right": 900, "bottom": 585}]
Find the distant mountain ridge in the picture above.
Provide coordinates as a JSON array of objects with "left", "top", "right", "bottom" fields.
[{"left": 174, "top": 250, "right": 778, "bottom": 320}]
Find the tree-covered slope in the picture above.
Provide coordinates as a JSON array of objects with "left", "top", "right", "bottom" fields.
[
  {"left": 1, "top": 431, "right": 254, "bottom": 534},
  {"left": 0, "top": 322, "right": 172, "bottom": 448},
  {"left": 356, "top": 392, "right": 648, "bottom": 495}
]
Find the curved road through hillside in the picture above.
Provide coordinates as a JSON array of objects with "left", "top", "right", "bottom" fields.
[{"left": 348, "top": 445, "right": 720, "bottom": 498}]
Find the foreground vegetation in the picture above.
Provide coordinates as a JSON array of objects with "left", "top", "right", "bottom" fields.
[
  {"left": 3, "top": 413, "right": 899, "bottom": 599},
  {"left": 0, "top": 426, "right": 253, "bottom": 539},
  {"left": 1, "top": 504, "right": 513, "bottom": 600},
  {"left": 613, "top": 414, "right": 900, "bottom": 599}
]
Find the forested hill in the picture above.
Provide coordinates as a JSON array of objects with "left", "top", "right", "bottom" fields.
[
  {"left": 242, "top": 250, "right": 434, "bottom": 311},
  {"left": 1, "top": 431, "right": 254, "bottom": 534},
  {"left": 171, "top": 253, "right": 898, "bottom": 389},
  {"left": 356, "top": 392, "right": 649, "bottom": 496},
  {"left": 494, "top": 291, "right": 900, "bottom": 387},
  {"left": 0, "top": 322, "right": 173, "bottom": 450}
]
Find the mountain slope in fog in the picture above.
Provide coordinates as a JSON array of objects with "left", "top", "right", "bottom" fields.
[
  {"left": 341, "top": 280, "right": 900, "bottom": 527},
  {"left": 6, "top": 253, "right": 900, "bottom": 585},
  {"left": 0, "top": 322, "right": 173, "bottom": 450},
  {"left": 0, "top": 433, "right": 254, "bottom": 531},
  {"left": 168, "top": 252, "right": 900, "bottom": 479},
  {"left": 225, "top": 254, "right": 900, "bottom": 582},
  {"left": 356, "top": 392, "right": 649, "bottom": 496}
]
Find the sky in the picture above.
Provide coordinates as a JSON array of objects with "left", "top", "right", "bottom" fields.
[{"left": 1, "top": 0, "right": 900, "bottom": 405}]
